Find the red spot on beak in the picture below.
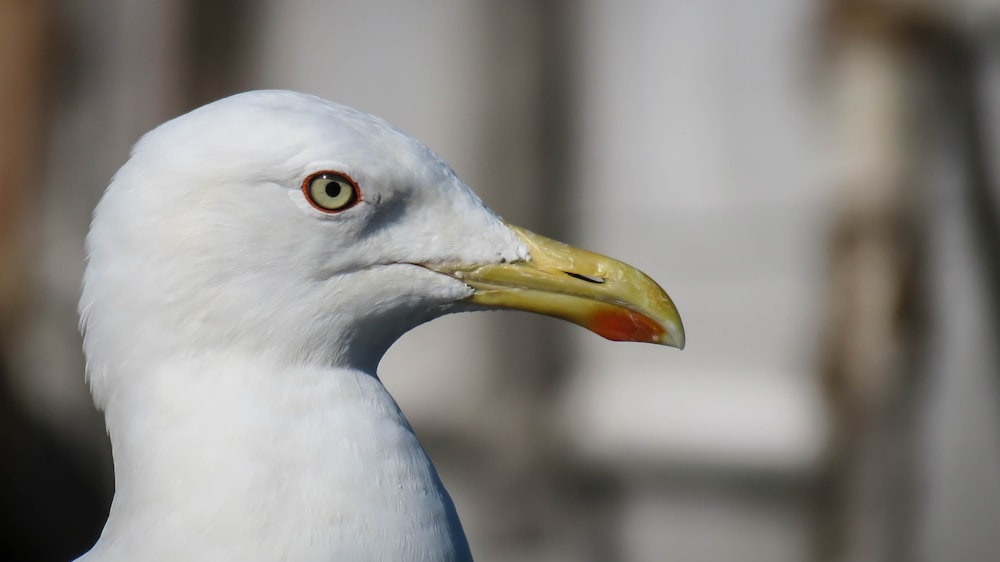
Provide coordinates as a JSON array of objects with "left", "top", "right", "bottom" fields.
[{"left": 589, "top": 309, "right": 664, "bottom": 343}]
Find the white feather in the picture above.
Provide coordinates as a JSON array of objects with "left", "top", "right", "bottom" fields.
[{"left": 77, "top": 91, "right": 528, "bottom": 561}]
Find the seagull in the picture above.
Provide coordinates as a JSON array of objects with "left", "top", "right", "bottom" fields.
[{"left": 76, "top": 90, "right": 684, "bottom": 561}]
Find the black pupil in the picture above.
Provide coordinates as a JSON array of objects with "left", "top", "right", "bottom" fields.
[{"left": 324, "top": 181, "right": 344, "bottom": 199}]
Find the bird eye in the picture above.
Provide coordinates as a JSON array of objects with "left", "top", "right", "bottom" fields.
[{"left": 303, "top": 171, "right": 360, "bottom": 213}]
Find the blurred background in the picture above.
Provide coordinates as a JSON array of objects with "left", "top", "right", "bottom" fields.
[{"left": 2, "top": 0, "right": 999, "bottom": 560}]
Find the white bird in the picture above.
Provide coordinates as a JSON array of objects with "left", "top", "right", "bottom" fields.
[{"left": 76, "top": 90, "right": 684, "bottom": 561}]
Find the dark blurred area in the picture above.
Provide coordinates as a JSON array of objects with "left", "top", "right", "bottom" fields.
[{"left": 1, "top": 1, "right": 999, "bottom": 561}]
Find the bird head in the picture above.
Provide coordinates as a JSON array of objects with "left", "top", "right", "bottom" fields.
[{"left": 80, "top": 91, "right": 683, "bottom": 407}]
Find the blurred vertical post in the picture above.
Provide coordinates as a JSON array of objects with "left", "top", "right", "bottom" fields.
[
  {"left": 932, "top": 22, "right": 1000, "bottom": 373},
  {"left": 0, "top": 2, "right": 110, "bottom": 560},
  {"left": 0, "top": 0, "right": 46, "bottom": 329},
  {"left": 817, "top": 1, "right": 939, "bottom": 561}
]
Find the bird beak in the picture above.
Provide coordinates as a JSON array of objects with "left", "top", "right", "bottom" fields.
[{"left": 427, "top": 225, "right": 685, "bottom": 348}]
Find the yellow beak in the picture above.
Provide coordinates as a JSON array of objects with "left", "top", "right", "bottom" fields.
[{"left": 427, "top": 225, "right": 684, "bottom": 348}]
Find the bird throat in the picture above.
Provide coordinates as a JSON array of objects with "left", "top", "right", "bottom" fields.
[{"left": 95, "top": 355, "right": 472, "bottom": 560}]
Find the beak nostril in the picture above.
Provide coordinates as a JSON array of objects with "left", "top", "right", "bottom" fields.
[{"left": 565, "top": 271, "right": 605, "bottom": 284}]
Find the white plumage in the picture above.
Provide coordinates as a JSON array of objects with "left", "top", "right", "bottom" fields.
[{"left": 77, "top": 90, "right": 682, "bottom": 561}]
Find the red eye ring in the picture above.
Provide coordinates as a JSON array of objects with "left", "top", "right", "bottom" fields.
[{"left": 302, "top": 170, "right": 362, "bottom": 213}]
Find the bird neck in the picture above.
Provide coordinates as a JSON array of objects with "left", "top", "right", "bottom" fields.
[{"left": 88, "top": 354, "right": 471, "bottom": 561}]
